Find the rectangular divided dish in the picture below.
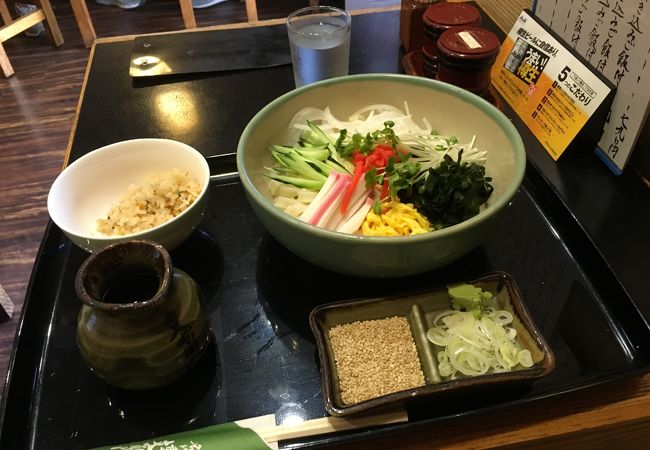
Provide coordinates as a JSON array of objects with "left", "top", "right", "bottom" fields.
[{"left": 310, "top": 272, "right": 555, "bottom": 416}]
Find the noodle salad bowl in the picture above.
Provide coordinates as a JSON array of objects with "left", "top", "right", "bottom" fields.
[
  {"left": 237, "top": 74, "right": 525, "bottom": 277},
  {"left": 48, "top": 138, "right": 210, "bottom": 253}
]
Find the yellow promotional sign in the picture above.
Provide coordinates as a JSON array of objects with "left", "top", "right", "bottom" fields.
[{"left": 491, "top": 11, "right": 612, "bottom": 161}]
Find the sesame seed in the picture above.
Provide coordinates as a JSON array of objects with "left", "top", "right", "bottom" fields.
[{"left": 328, "top": 316, "right": 425, "bottom": 405}]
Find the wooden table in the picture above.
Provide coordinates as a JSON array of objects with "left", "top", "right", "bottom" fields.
[{"left": 6, "top": 3, "right": 650, "bottom": 449}]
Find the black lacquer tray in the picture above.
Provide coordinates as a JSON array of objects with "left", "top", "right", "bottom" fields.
[
  {"left": 2, "top": 156, "right": 650, "bottom": 449},
  {"left": 2, "top": 8, "right": 650, "bottom": 450}
]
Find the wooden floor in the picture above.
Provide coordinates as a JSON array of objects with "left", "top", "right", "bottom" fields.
[{"left": 0, "top": 0, "right": 340, "bottom": 397}]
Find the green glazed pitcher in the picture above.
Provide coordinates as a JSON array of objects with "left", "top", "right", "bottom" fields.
[{"left": 74, "top": 240, "right": 210, "bottom": 390}]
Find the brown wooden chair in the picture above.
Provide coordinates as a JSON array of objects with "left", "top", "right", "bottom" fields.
[
  {"left": 69, "top": 0, "right": 261, "bottom": 49},
  {"left": 0, "top": 0, "right": 64, "bottom": 77},
  {"left": 180, "top": 0, "right": 260, "bottom": 27}
]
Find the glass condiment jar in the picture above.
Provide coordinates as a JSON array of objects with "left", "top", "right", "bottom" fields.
[
  {"left": 421, "top": 2, "right": 481, "bottom": 78},
  {"left": 399, "top": 0, "right": 439, "bottom": 53},
  {"left": 436, "top": 26, "right": 500, "bottom": 99}
]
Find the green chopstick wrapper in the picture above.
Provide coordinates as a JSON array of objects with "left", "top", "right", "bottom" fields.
[
  {"left": 89, "top": 409, "right": 408, "bottom": 449},
  {"left": 90, "top": 421, "right": 272, "bottom": 450}
]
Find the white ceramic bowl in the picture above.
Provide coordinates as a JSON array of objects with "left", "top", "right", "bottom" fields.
[
  {"left": 48, "top": 138, "right": 210, "bottom": 253},
  {"left": 237, "top": 74, "right": 526, "bottom": 277}
]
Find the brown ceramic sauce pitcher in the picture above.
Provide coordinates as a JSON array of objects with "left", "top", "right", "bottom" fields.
[{"left": 74, "top": 240, "right": 210, "bottom": 390}]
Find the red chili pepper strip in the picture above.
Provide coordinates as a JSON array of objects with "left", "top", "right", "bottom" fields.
[
  {"left": 374, "top": 144, "right": 394, "bottom": 155},
  {"left": 340, "top": 160, "right": 365, "bottom": 214},
  {"left": 379, "top": 177, "right": 389, "bottom": 200},
  {"left": 352, "top": 151, "right": 366, "bottom": 165},
  {"left": 367, "top": 155, "right": 381, "bottom": 168},
  {"left": 380, "top": 177, "right": 390, "bottom": 200},
  {"left": 367, "top": 145, "right": 397, "bottom": 169},
  {"left": 340, "top": 145, "right": 398, "bottom": 214}
]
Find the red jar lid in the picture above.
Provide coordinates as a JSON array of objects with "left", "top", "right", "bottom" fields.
[
  {"left": 422, "top": 3, "right": 481, "bottom": 32},
  {"left": 437, "top": 27, "right": 500, "bottom": 65}
]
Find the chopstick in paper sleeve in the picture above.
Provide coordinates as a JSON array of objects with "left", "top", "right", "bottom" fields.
[
  {"left": 89, "top": 409, "right": 408, "bottom": 449},
  {"left": 258, "top": 409, "right": 408, "bottom": 444}
]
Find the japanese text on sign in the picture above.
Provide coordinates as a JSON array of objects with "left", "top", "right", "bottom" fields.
[{"left": 535, "top": 0, "right": 650, "bottom": 173}]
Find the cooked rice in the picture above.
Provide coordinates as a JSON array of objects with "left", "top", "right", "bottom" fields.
[{"left": 96, "top": 169, "right": 201, "bottom": 236}]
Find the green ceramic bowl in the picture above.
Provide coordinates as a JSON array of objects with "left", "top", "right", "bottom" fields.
[{"left": 237, "top": 74, "right": 525, "bottom": 277}]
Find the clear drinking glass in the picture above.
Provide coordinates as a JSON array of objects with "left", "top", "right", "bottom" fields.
[{"left": 286, "top": 6, "right": 352, "bottom": 88}]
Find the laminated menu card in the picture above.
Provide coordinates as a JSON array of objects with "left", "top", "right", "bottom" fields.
[{"left": 491, "top": 10, "right": 615, "bottom": 163}]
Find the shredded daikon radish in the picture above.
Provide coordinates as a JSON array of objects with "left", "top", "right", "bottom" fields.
[
  {"left": 289, "top": 103, "right": 431, "bottom": 138},
  {"left": 286, "top": 103, "right": 487, "bottom": 176},
  {"left": 426, "top": 310, "right": 533, "bottom": 379}
]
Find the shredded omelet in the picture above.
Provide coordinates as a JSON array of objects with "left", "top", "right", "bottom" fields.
[{"left": 361, "top": 201, "right": 433, "bottom": 236}]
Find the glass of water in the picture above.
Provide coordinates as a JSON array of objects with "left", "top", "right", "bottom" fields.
[{"left": 286, "top": 6, "right": 352, "bottom": 88}]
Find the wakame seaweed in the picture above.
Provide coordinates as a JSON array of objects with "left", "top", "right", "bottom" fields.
[{"left": 398, "top": 151, "right": 493, "bottom": 229}]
